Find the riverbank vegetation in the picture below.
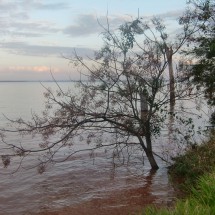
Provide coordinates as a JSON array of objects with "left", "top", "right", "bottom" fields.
[
  {"left": 143, "top": 172, "right": 215, "bottom": 215},
  {"left": 140, "top": 130, "right": 215, "bottom": 215},
  {"left": 170, "top": 131, "right": 215, "bottom": 187}
]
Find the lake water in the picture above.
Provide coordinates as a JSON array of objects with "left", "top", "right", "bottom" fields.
[{"left": 0, "top": 82, "right": 210, "bottom": 215}]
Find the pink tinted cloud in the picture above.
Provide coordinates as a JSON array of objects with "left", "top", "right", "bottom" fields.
[
  {"left": 0, "top": 65, "right": 78, "bottom": 81},
  {"left": 8, "top": 66, "right": 60, "bottom": 73}
]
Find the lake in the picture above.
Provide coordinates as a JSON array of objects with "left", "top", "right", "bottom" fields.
[{"left": 0, "top": 82, "right": 210, "bottom": 215}]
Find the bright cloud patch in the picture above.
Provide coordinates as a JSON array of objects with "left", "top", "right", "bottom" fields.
[{"left": 9, "top": 66, "right": 60, "bottom": 73}]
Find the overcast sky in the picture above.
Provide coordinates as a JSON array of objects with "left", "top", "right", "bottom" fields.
[{"left": 0, "top": 0, "right": 188, "bottom": 81}]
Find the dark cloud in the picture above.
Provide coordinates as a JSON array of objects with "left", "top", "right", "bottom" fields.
[
  {"left": 63, "top": 10, "right": 184, "bottom": 37},
  {"left": 63, "top": 14, "right": 129, "bottom": 37},
  {"left": 0, "top": 42, "right": 95, "bottom": 57},
  {"left": 63, "top": 14, "right": 102, "bottom": 37}
]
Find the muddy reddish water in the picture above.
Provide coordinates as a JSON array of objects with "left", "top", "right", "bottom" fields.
[
  {"left": 1, "top": 82, "right": 202, "bottom": 215},
  {"left": 0, "top": 150, "right": 176, "bottom": 215}
]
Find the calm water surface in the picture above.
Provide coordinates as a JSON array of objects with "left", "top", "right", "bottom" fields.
[{"left": 0, "top": 82, "right": 208, "bottom": 215}]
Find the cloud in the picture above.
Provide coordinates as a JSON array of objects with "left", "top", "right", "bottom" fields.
[
  {"left": 0, "top": 68, "right": 69, "bottom": 81},
  {"left": 0, "top": 30, "right": 43, "bottom": 38},
  {"left": 0, "top": 0, "right": 69, "bottom": 39},
  {"left": 32, "top": 2, "right": 69, "bottom": 10},
  {"left": 0, "top": 20, "right": 60, "bottom": 39},
  {"left": 0, "top": 0, "right": 69, "bottom": 15},
  {"left": 63, "top": 14, "right": 131, "bottom": 37},
  {"left": 10, "top": 21, "right": 60, "bottom": 33},
  {"left": 62, "top": 10, "right": 183, "bottom": 38},
  {"left": 140, "top": 10, "right": 184, "bottom": 21},
  {"left": 0, "top": 65, "right": 79, "bottom": 81},
  {"left": 13, "top": 12, "right": 29, "bottom": 20},
  {"left": 156, "top": 10, "right": 184, "bottom": 20},
  {"left": 0, "top": 2, "right": 18, "bottom": 12},
  {"left": 63, "top": 14, "right": 104, "bottom": 37},
  {"left": 0, "top": 41, "right": 95, "bottom": 57},
  {"left": 21, "top": 0, "right": 69, "bottom": 10},
  {"left": 8, "top": 66, "right": 59, "bottom": 73}
]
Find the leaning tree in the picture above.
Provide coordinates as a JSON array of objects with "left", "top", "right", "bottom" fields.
[{"left": 1, "top": 16, "right": 198, "bottom": 171}]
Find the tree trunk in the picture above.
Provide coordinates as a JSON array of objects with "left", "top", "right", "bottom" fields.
[
  {"left": 145, "top": 149, "right": 159, "bottom": 170},
  {"left": 138, "top": 124, "right": 159, "bottom": 170},
  {"left": 139, "top": 137, "right": 159, "bottom": 170},
  {"left": 145, "top": 125, "right": 159, "bottom": 170},
  {"left": 165, "top": 46, "right": 175, "bottom": 108},
  {"left": 168, "top": 104, "right": 175, "bottom": 144},
  {"left": 140, "top": 88, "right": 148, "bottom": 136},
  {"left": 138, "top": 85, "right": 159, "bottom": 170},
  {"left": 165, "top": 45, "right": 176, "bottom": 146}
]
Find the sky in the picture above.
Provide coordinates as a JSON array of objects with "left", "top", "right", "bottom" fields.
[{"left": 0, "top": 0, "right": 188, "bottom": 81}]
